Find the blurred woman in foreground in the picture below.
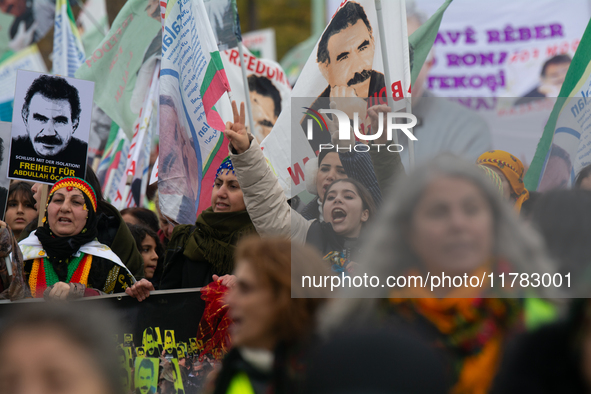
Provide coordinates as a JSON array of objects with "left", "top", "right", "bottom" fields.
[
  {"left": 211, "top": 237, "right": 327, "bottom": 394},
  {"left": 0, "top": 302, "right": 124, "bottom": 394},
  {"left": 322, "top": 155, "right": 555, "bottom": 394}
]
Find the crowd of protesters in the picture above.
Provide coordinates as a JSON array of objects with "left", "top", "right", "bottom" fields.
[
  {"left": 0, "top": 95, "right": 590, "bottom": 393},
  {"left": 0, "top": 3, "right": 590, "bottom": 393}
]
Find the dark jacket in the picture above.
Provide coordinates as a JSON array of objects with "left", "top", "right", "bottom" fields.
[
  {"left": 159, "top": 210, "right": 256, "bottom": 290},
  {"left": 492, "top": 318, "right": 588, "bottom": 393},
  {"left": 213, "top": 343, "right": 305, "bottom": 394}
]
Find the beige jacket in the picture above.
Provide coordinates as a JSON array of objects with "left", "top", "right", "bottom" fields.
[{"left": 230, "top": 138, "right": 311, "bottom": 243}]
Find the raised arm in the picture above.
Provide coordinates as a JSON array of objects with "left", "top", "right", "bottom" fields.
[{"left": 224, "top": 102, "right": 311, "bottom": 243}]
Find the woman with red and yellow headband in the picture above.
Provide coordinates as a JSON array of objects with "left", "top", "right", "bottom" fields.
[
  {"left": 19, "top": 177, "right": 135, "bottom": 299},
  {"left": 477, "top": 150, "right": 530, "bottom": 212}
]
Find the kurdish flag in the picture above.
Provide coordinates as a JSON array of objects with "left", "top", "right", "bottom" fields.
[
  {"left": 52, "top": 0, "right": 86, "bottom": 77},
  {"left": 97, "top": 124, "right": 131, "bottom": 203},
  {"left": 525, "top": 18, "right": 591, "bottom": 191},
  {"left": 159, "top": 0, "right": 232, "bottom": 225}
]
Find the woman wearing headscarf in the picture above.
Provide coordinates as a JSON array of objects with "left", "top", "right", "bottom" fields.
[
  {"left": 125, "top": 156, "right": 257, "bottom": 302},
  {"left": 24, "top": 167, "right": 145, "bottom": 279},
  {"left": 19, "top": 177, "right": 135, "bottom": 299},
  {"left": 477, "top": 150, "right": 530, "bottom": 212}
]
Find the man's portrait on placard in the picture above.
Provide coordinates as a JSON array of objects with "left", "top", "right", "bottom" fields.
[
  {"left": 163, "top": 329, "right": 178, "bottom": 358},
  {"left": 14, "top": 74, "right": 87, "bottom": 162},
  {"left": 316, "top": 1, "right": 383, "bottom": 101},
  {"left": 8, "top": 71, "right": 94, "bottom": 183},
  {"left": 248, "top": 74, "right": 282, "bottom": 142},
  {"left": 303, "top": 1, "right": 385, "bottom": 152},
  {"left": 1, "top": 0, "right": 55, "bottom": 52},
  {"left": 134, "top": 357, "right": 158, "bottom": 394},
  {"left": 143, "top": 327, "right": 160, "bottom": 358}
]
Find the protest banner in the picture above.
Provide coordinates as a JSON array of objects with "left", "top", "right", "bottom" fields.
[
  {"left": 412, "top": 0, "right": 589, "bottom": 98},
  {"left": 326, "top": 0, "right": 589, "bottom": 165},
  {"left": 0, "top": 0, "right": 55, "bottom": 54},
  {"left": 159, "top": 0, "right": 232, "bottom": 225},
  {"left": 75, "top": 0, "right": 161, "bottom": 139},
  {"left": 0, "top": 288, "right": 214, "bottom": 393},
  {"left": 243, "top": 28, "right": 277, "bottom": 61},
  {"left": 221, "top": 45, "right": 291, "bottom": 143},
  {"left": 8, "top": 70, "right": 93, "bottom": 184},
  {"left": 52, "top": 0, "right": 86, "bottom": 77},
  {"left": 0, "top": 44, "right": 47, "bottom": 122},
  {"left": 524, "top": 18, "right": 591, "bottom": 191},
  {"left": 267, "top": 0, "right": 411, "bottom": 197}
]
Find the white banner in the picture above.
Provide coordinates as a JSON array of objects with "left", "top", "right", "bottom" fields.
[
  {"left": 221, "top": 46, "right": 291, "bottom": 143},
  {"left": 266, "top": 0, "right": 411, "bottom": 197},
  {"left": 406, "top": 0, "right": 591, "bottom": 165},
  {"left": 242, "top": 28, "right": 277, "bottom": 61},
  {"left": 414, "top": 0, "right": 590, "bottom": 98}
]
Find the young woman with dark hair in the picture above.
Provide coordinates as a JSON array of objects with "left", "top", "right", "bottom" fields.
[
  {"left": 225, "top": 102, "right": 377, "bottom": 273},
  {"left": 128, "top": 224, "right": 164, "bottom": 289},
  {"left": 4, "top": 181, "right": 37, "bottom": 240}
]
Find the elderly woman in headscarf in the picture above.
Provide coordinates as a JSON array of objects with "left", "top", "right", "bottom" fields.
[
  {"left": 19, "top": 177, "right": 135, "bottom": 299},
  {"left": 477, "top": 150, "right": 530, "bottom": 212}
]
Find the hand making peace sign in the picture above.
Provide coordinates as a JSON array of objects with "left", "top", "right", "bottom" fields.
[{"left": 223, "top": 101, "right": 251, "bottom": 154}]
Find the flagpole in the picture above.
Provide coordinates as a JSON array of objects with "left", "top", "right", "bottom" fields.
[
  {"left": 237, "top": 41, "right": 256, "bottom": 134},
  {"left": 374, "top": 0, "right": 398, "bottom": 146},
  {"left": 71, "top": 0, "right": 108, "bottom": 37}
]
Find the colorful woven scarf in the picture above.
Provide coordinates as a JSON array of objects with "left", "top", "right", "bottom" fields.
[
  {"left": 28, "top": 254, "right": 93, "bottom": 298},
  {"left": 387, "top": 295, "right": 521, "bottom": 394},
  {"left": 477, "top": 150, "right": 529, "bottom": 212}
]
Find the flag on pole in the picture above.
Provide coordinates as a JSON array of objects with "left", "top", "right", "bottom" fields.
[
  {"left": 97, "top": 125, "right": 131, "bottom": 203},
  {"left": 113, "top": 64, "right": 160, "bottom": 209},
  {"left": 75, "top": 0, "right": 161, "bottom": 138},
  {"left": 408, "top": 0, "right": 452, "bottom": 86},
  {"left": 159, "top": 0, "right": 232, "bottom": 225},
  {"left": 524, "top": 18, "right": 591, "bottom": 191},
  {"left": 204, "top": 0, "right": 242, "bottom": 51},
  {"left": 53, "top": 0, "right": 86, "bottom": 77}
]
